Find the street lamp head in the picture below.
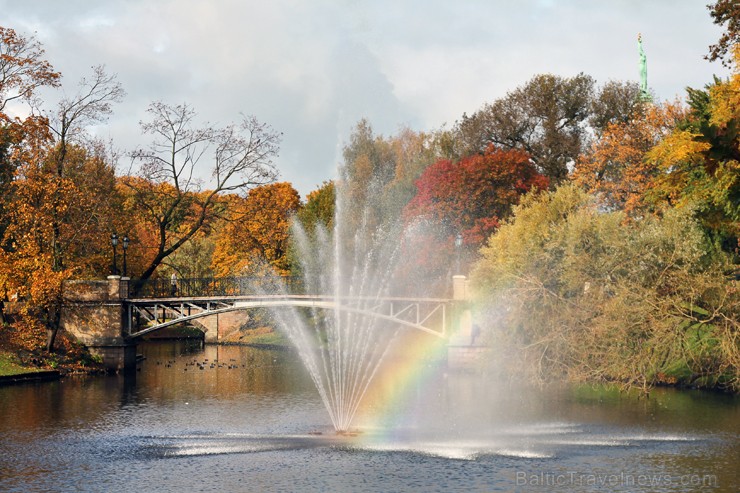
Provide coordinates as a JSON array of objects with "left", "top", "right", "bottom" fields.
[
  {"left": 455, "top": 233, "right": 463, "bottom": 249},
  {"left": 122, "top": 235, "right": 129, "bottom": 250},
  {"left": 111, "top": 233, "right": 118, "bottom": 247}
]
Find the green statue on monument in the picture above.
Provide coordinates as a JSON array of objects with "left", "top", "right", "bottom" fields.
[{"left": 638, "top": 33, "right": 650, "bottom": 101}]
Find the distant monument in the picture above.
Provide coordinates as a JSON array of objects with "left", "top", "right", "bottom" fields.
[{"left": 638, "top": 33, "right": 651, "bottom": 101}]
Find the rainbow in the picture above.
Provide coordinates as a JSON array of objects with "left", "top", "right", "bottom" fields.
[{"left": 353, "top": 331, "right": 451, "bottom": 439}]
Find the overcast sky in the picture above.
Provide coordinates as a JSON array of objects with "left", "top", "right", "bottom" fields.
[{"left": 1, "top": 0, "right": 729, "bottom": 196}]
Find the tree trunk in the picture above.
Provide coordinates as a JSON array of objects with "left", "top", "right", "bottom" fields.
[
  {"left": 45, "top": 327, "right": 57, "bottom": 352},
  {"left": 44, "top": 305, "right": 61, "bottom": 352}
]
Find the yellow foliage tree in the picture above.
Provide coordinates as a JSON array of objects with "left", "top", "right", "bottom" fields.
[
  {"left": 1, "top": 27, "right": 123, "bottom": 350},
  {"left": 646, "top": 48, "right": 740, "bottom": 241}
]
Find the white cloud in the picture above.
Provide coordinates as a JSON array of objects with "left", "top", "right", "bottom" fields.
[{"left": 0, "top": 0, "right": 729, "bottom": 195}]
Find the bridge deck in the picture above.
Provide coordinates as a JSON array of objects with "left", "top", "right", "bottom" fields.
[
  {"left": 125, "top": 294, "right": 453, "bottom": 303},
  {"left": 124, "top": 294, "right": 456, "bottom": 340}
]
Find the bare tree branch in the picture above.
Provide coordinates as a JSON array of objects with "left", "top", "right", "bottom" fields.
[{"left": 126, "top": 101, "right": 281, "bottom": 281}]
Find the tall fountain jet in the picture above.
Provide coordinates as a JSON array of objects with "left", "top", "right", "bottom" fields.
[{"left": 268, "top": 176, "right": 409, "bottom": 432}]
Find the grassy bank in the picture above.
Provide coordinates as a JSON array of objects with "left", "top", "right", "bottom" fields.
[
  {"left": 0, "top": 317, "right": 105, "bottom": 377},
  {"left": 0, "top": 351, "right": 44, "bottom": 377},
  {"left": 221, "top": 325, "right": 291, "bottom": 348}
]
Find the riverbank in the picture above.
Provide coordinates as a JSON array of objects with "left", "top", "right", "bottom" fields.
[
  {"left": 0, "top": 351, "right": 61, "bottom": 383},
  {"left": 0, "top": 316, "right": 106, "bottom": 382},
  {"left": 220, "top": 325, "right": 290, "bottom": 347},
  {"left": 0, "top": 348, "right": 105, "bottom": 383},
  {"left": 0, "top": 352, "right": 45, "bottom": 376},
  {"left": 141, "top": 323, "right": 291, "bottom": 348}
]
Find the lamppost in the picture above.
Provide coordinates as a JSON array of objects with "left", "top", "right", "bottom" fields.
[
  {"left": 455, "top": 232, "right": 463, "bottom": 275},
  {"left": 122, "top": 235, "right": 129, "bottom": 277},
  {"left": 111, "top": 233, "right": 119, "bottom": 275}
]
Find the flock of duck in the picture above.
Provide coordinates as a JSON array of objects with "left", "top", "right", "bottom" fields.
[{"left": 154, "top": 358, "right": 245, "bottom": 371}]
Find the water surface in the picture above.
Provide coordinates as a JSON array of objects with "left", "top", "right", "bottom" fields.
[{"left": 0, "top": 341, "right": 737, "bottom": 492}]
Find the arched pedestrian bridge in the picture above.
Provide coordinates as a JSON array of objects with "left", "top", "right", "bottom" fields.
[
  {"left": 126, "top": 294, "right": 453, "bottom": 340},
  {"left": 60, "top": 275, "right": 473, "bottom": 371}
]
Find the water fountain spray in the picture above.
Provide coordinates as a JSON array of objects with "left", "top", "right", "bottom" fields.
[{"left": 267, "top": 177, "right": 409, "bottom": 431}]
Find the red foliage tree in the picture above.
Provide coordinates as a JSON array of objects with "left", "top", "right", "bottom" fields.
[
  {"left": 404, "top": 145, "right": 548, "bottom": 245},
  {"left": 399, "top": 145, "right": 548, "bottom": 295}
]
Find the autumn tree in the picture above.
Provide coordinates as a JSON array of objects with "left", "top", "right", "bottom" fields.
[
  {"left": 295, "top": 180, "right": 335, "bottom": 233},
  {"left": 125, "top": 102, "right": 281, "bottom": 282},
  {"left": 572, "top": 101, "right": 686, "bottom": 214},
  {"left": 645, "top": 66, "right": 740, "bottom": 247},
  {"left": 41, "top": 67, "right": 123, "bottom": 350},
  {"left": 161, "top": 236, "right": 217, "bottom": 279},
  {"left": 399, "top": 145, "right": 548, "bottom": 294},
  {"left": 471, "top": 185, "right": 738, "bottom": 391},
  {"left": 380, "top": 127, "right": 445, "bottom": 218},
  {"left": 0, "top": 27, "right": 60, "bottom": 112},
  {"left": 706, "top": 0, "right": 740, "bottom": 66},
  {"left": 44, "top": 66, "right": 125, "bottom": 272},
  {"left": 0, "top": 27, "right": 124, "bottom": 350},
  {"left": 211, "top": 182, "right": 300, "bottom": 277},
  {"left": 588, "top": 80, "right": 645, "bottom": 134},
  {"left": 338, "top": 119, "right": 397, "bottom": 232},
  {"left": 405, "top": 145, "right": 548, "bottom": 245},
  {"left": 286, "top": 181, "right": 335, "bottom": 278},
  {"left": 454, "top": 74, "right": 595, "bottom": 184},
  {"left": 0, "top": 27, "right": 57, "bottom": 334},
  {"left": 453, "top": 75, "right": 649, "bottom": 186},
  {"left": 0, "top": 26, "right": 60, "bottom": 258},
  {"left": 0, "top": 117, "right": 56, "bottom": 330},
  {"left": 338, "top": 120, "right": 443, "bottom": 230}
]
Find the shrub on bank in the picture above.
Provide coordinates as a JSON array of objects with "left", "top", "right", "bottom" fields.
[{"left": 471, "top": 185, "right": 739, "bottom": 392}]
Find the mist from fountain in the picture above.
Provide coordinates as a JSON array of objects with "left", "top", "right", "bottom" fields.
[{"left": 266, "top": 178, "right": 412, "bottom": 432}]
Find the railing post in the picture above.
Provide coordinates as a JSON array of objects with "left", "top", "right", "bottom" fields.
[
  {"left": 120, "top": 276, "right": 130, "bottom": 299},
  {"left": 124, "top": 303, "right": 132, "bottom": 336}
]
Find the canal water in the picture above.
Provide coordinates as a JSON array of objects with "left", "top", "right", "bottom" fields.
[{"left": 0, "top": 341, "right": 737, "bottom": 492}]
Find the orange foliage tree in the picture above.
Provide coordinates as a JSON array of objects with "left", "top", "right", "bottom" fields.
[
  {"left": 211, "top": 182, "right": 301, "bottom": 277},
  {"left": 0, "top": 27, "right": 124, "bottom": 350},
  {"left": 572, "top": 101, "right": 687, "bottom": 214},
  {"left": 0, "top": 26, "right": 61, "bottom": 338},
  {"left": 646, "top": 58, "right": 740, "bottom": 244},
  {"left": 399, "top": 145, "right": 548, "bottom": 294},
  {"left": 576, "top": 49, "right": 739, "bottom": 247},
  {"left": 405, "top": 145, "right": 549, "bottom": 246},
  {"left": 0, "top": 27, "right": 60, "bottom": 112}
]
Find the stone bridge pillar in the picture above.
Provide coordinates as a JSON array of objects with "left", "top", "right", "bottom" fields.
[
  {"left": 60, "top": 276, "right": 135, "bottom": 371},
  {"left": 450, "top": 275, "right": 472, "bottom": 342},
  {"left": 448, "top": 275, "right": 487, "bottom": 369}
]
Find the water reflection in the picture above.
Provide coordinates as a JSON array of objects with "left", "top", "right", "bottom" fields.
[{"left": 0, "top": 341, "right": 737, "bottom": 493}]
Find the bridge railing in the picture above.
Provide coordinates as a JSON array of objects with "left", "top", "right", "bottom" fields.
[{"left": 126, "top": 276, "right": 305, "bottom": 299}]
